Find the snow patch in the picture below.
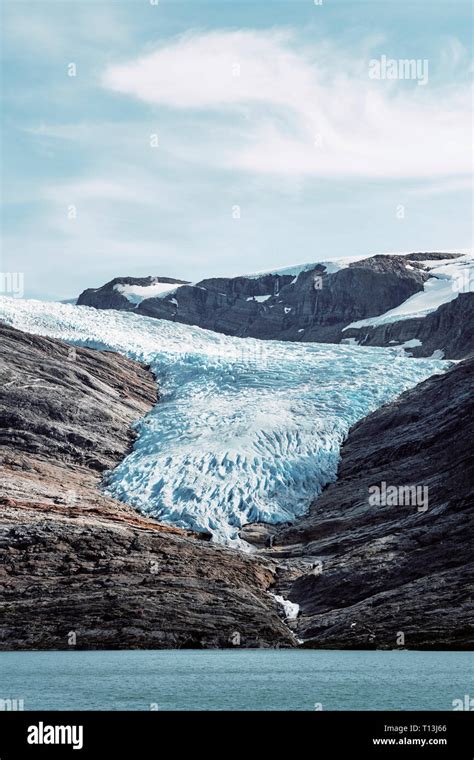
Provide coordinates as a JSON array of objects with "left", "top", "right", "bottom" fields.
[
  {"left": 241, "top": 251, "right": 471, "bottom": 282},
  {"left": 242, "top": 255, "right": 366, "bottom": 279},
  {"left": 114, "top": 282, "right": 179, "bottom": 304},
  {"left": 246, "top": 294, "right": 272, "bottom": 303},
  {"left": 344, "top": 254, "right": 474, "bottom": 330}
]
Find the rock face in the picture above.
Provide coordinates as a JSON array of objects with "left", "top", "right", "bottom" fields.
[
  {"left": 0, "top": 323, "right": 295, "bottom": 650},
  {"left": 78, "top": 276, "right": 189, "bottom": 312},
  {"left": 270, "top": 358, "right": 474, "bottom": 649},
  {"left": 1, "top": 320, "right": 471, "bottom": 651},
  {"left": 342, "top": 292, "right": 474, "bottom": 360},
  {"left": 77, "top": 253, "right": 458, "bottom": 342},
  {"left": 0, "top": 322, "right": 158, "bottom": 472}
]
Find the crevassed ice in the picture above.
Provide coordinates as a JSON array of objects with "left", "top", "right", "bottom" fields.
[{"left": 0, "top": 297, "right": 449, "bottom": 546}]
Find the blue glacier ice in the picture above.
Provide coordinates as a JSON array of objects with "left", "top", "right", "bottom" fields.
[{"left": 0, "top": 297, "right": 449, "bottom": 545}]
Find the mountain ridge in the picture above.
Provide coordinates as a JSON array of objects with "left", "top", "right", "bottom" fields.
[{"left": 76, "top": 251, "right": 473, "bottom": 358}]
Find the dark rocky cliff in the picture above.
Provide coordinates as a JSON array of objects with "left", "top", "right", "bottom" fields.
[
  {"left": 342, "top": 292, "right": 474, "bottom": 360},
  {"left": 0, "top": 323, "right": 295, "bottom": 650},
  {"left": 78, "top": 253, "right": 462, "bottom": 342},
  {"left": 267, "top": 359, "right": 474, "bottom": 649},
  {"left": 78, "top": 276, "right": 189, "bottom": 312}
]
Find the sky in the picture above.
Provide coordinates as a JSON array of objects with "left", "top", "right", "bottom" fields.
[{"left": 1, "top": 0, "right": 473, "bottom": 300}]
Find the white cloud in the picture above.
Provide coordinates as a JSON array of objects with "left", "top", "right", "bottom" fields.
[
  {"left": 102, "top": 29, "right": 307, "bottom": 110},
  {"left": 101, "top": 29, "right": 472, "bottom": 180}
]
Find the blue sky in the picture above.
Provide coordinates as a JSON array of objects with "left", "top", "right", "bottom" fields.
[{"left": 1, "top": 0, "right": 472, "bottom": 299}]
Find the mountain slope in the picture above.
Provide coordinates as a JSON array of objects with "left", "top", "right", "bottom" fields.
[
  {"left": 78, "top": 253, "right": 448, "bottom": 340},
  {"left": 76, "top": 252, "right": 473, "bottom": 357},
  {"left": 270, "top": 358, "right": 474, "bottom": 649},
  {"left": 1, "top": 308, "right": 471, "bottom": 649},
  {"left": 0, "top": 323, "right": 295, "bottom": 650},
  {"left": 342, "top": 292, "right": 474, "bottom": 359}
]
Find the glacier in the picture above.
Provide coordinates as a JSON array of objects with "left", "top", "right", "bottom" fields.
[{"left": 0, "top": 296, "right": 449, "bottom": 546}]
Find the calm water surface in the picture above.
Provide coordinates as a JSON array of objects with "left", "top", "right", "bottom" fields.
[{"left": 0, "top": 650, "right": 471, "bottom": 711}]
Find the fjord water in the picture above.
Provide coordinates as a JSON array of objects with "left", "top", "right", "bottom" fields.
[
  {"left": 1, "top": 650, "right": 470, "bottom": 711},
  {"left": 0, "top": 297, "right": 448, "bottom": 545}
]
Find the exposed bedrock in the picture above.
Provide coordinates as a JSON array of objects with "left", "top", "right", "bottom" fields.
[
  {"left": 0, "top": 323, "right": 295, "bottom": 650},
  {"left": 342, "top": 292, "right": 474, "bottom": 360},
  {"left": 269, "top": 358, "right": 474, "bottom": 649},
  {"left": 77, "top": 253, "right": 456, "bottom": 342},
  {"left": 1, "top": 320, "right": 471, "bottom": 651},
  {"left": 78, "top": 276, "right": 189, "bottom": 312}
]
